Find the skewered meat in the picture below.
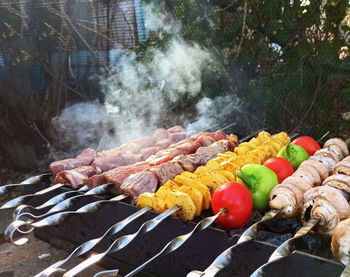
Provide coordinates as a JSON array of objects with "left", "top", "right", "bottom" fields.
[
  {"left": 301, "top": 185, "right": 350, "bottom": 236},
  {"left": 331, "top": 218, "right": 350, "bottom": 264},
  {"left": 54, "top": 166, "right": 96, "bottom": 189},
  {"left": 120, "top": 138, "right": 237, "bottom": 201},
  {"left": 49, "top": 127, "right": 186, "bottom": 177},
  {"left": 150, "top": 162, "right": 185, "bottom": 186},
  {"left": 121, "top": 171, "right": 159, "bottom": 203},
  {"left": 90, "top": 132, "right": 229, "bottom": 190},
  {"left": 90, "top": 162, "right": 149, "bottom": 188},
  {"left": 49, "top": 148, "right": 96, "bottom": 176}
]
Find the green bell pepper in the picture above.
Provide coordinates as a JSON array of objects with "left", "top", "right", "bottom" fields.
[
  {"left": 277, "top": 143, "right": 309, "bottom": 170},
  {"left": 236, "top": 164, "right": 278, "bottom": 211}
]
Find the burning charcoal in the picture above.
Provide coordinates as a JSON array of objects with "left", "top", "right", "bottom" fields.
[{"left": 265, "top": 232, "right": 293, "bottom": 246}]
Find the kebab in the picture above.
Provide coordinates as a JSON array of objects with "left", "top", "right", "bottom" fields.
[
  {"left": 4, "top": 130, "right": 239, "bottom": 245},
  {"left": 2, "top": 129, "right": 225, "bottom": 216},
  {"left": 33, "top": 130, "right": 277, "bottom": 275},
  {"left": 136, "top": 131, "right": 289, "bottom": 221},
  {"left": 52, "top": 126, "right": 188, "bottom": 188},
  {"left": 187, "top": 136, "right": 348, "bottom": 277},
  {"left": 80, "top": 132, "right": 290, "bottom": 277},
  {"left": 250, "top": 146, "right": 350, "bottom": 277}
]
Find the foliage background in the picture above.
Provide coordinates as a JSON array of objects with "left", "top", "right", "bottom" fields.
[{"left": 0, "top": 0, "right": 350, "bottom": 181}]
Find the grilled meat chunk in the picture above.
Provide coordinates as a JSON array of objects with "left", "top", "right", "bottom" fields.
[
  {"left": 50, "top": 148, "right": 96, "bottom": 176},
  {"left": 121, "top": 171, "right": 159, "bottom": 201}
]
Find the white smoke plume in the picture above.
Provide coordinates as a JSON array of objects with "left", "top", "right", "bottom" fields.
[{"left": 52, "top": 2, "right": 241, "bottom": 154}]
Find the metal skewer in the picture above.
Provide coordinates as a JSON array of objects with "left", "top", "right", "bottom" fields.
[
  {"left": 0, "top": 183, "right": 66, "bottom": 210},
  {"left": 13, "top": 185, "right": 89, "bottom": 220},
  {"left": 35, "top": 206, "right": 152, "bottom": 277},
  {"left": 186, "top": 209, "right": 281, "bottom": 277},
  {"left": 0, "top": 173, "right": 51, "bottom": 197},
  {"left": 250, "top": 217, "right": 320, "bottom": 277},
  {"left": 5, "top": 192, "right": 128, "bottom": 245},
  {"left": 102, "top": 208, "right": 227, "bottom": 277},
  {"left": 62, "top": 205, "right": 181, "bottom": 277},
  {"left": 12, "top": 183, "right": 114, "bottom": 221}
]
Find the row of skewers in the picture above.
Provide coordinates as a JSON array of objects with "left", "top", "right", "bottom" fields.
[{"left": 0, "top": 128, "right": 349, "bottom": 276}]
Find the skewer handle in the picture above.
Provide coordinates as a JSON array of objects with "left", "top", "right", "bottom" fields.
[
  {"left": 63, "top": 206, "right": 181, "bottom": 277},
  {"left": 121, "top": 209, "right": 227, "bottom": 277},
  {"left": 35, "top": 207, "right": 151, "bottom": 277},
  {"left": 0, "top": 183, "right": 65, "bottom": 210},
  {"left": 4, "top": 194, "right": 128, "bottom": 245}
]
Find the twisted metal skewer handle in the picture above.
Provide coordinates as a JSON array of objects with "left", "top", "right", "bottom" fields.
[
  {"left": 13, "top": 183, "right": 114, "bottom": 220},
  {"left": 5, "top": 194, "right": 128, "bottom": 245},
  {"left": 250, "top": 218, "right": 320, "bottom": 277},
  {"left": 63, "top": 206, "right": 181, "bottom": 277},
  {"left": 13, "top": 185, "right": 89, "bottom": 220},
  {"left": 0, "top": 183, "right": 65, "bottom": 210},
  {"left": 120, "top": 209, "right": 227, "bottom": 277},
  {"left": 0, "top": 173, "right": 52, "bottom": 197},
  {"left": 186, "top": 209, "right": 281, "bottom": 277},
  {"left": 35, "top": 207, "right": 151, "bottom": 277}
]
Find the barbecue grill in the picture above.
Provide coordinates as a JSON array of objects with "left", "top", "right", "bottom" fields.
[{"left": 0, "top": 132, "right": 346, "bottom": 277}]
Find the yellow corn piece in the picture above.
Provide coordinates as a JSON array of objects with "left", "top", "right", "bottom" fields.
[
  {"left": 213, "top": 172, "right": 229, "bottom": 184},
  {"left": 212, "top": 157, "right": 226, "bottom": 163},
  {"left": 260, "top": 144, "right": 275, "bottom": 159},
  {"left": 238, "top": 142, "right": 256, "bottom": 150},
  {"left": 197, "top": 172, "right": 224, "bottom": 193},
  {"left": 194, "top": 166, "right": 207, "bottom": 175},
  {"left": 136, "top": 192, "right": 166, "bottom": 213},
  {"left": 181, "top": 171, "right": 198, "bottom": 179},
  {"left": 244, "top": 153, "right": 262, "bottom": 164},
  {"left": 177, "top": 185, "right": 203, "bottom": 216},
  {"left": 248, "top": 149, "right": 266, "bottom": 163},
  {"left": 219, "top": 160, "right": 240, "bottom": 173},
  {"left": 173, "top": 175, "right": 193, "bottom": 187},
  {"left": 233, "top": 145, "right": 249, "bottom": 155},
  {"left": 257, "top": 131, "right": 271, "bottom": 142},
  {"left": 186, "top": 180, "right": 211, "bottom": 209},
  {"left": 248, "top": 137, "right": 261, "bottom": 148},
  {"left": 157, "top": 186, "right": 196, "bottom": 221},
  {"left": 205, "top": 160, "right": 220, "bottom": 171},
  {"left": 163, "top": 180, "right": 180, "bottom": 190},
  {"left": 215, "top": 170, "right": 236, "bottom": 182}
]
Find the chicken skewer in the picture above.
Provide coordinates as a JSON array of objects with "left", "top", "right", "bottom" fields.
[{"left": 187, "top": 136, "right": 348, "bottom": 277}]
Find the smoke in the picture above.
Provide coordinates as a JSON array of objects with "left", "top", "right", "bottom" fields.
[{"left": 52, "top": 1, "right": 241, "bottom": 154}]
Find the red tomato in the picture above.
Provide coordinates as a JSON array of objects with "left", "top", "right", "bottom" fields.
[
  {"left": 263, "top": 157, "right": 294, "bottom": 183},
  {"left": 211, "top": 182, "right": 252, "bottom": 230},
  {"left": 292, "top": 136, "right": 321, "bottom": 156}
]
